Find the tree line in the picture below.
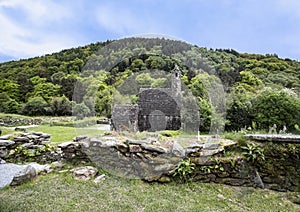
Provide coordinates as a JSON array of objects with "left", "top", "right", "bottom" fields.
[{"left": 0, "top": 38, "right": 299, "bottom": 132}]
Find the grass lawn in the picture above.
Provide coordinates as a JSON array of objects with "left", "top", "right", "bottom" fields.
[
  {"left": 29, "top": 125, "right": 105, "bottom": 143},
  {"left": 0, "top": 171, "right": 299, "bottom": 211}
]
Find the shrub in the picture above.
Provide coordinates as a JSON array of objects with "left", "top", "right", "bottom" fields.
[
  {"left": 21, "top": 97, "right": 50, "bottom": 116},
  {"left": 51, "top": 96, "right": 72, "bottom": 116},
  {"left": 173, "top": 158, "right": 195, "bottom": 182},
  {"left": 73, "top": 103, "right": 91, "bottom": 120},
  {"left": 241, "top": 143, "right": 265, "bottom": 163}
]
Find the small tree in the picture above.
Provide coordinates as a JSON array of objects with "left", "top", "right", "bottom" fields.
[
  {"left": 0, "top": 92, "right": 20, "bottom": 113},
  {"left": 21, "top": 97, "right": 49, "bottom": 116},
  {"left": 51, "top": 96, "right": 72, "bottom": 116},
  {"left": 73, "top": 103, "right": 90, "bottom": 120},
  {"left": 252, "top": 88, "right": 300, "bottom": 129}
]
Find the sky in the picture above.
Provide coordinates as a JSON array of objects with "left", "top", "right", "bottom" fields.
[{"left": 1, "top": 0, "right": 300, "bottom": 62}]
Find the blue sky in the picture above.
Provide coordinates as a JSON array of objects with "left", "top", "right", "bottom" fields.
[{"left": 1, "top": 0, "right": 300, "bottom": 62}]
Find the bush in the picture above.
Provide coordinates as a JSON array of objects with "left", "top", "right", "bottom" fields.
[
  {"left": 252, "top": 88, "right": 300, "bottom": 130},
  {"left": 241, "top": 143, "right": 265, "bottom": 163},
  {"left": 173, "top": 159, "right": 195, "bottom": 182},
  {"left": 51, "top": 96, "right": 73, "bottom": 116},
  {"left": 21, "top": 97, "right": 50, "bottom": 116},
  {"left": 0, "top": 93, "right": 20, "bottom": 114},
  {"left": 73, "top": 103, "right": 91, "bottom": 120}
]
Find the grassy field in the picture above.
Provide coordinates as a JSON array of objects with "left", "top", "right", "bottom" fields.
[
  {"left": 0, "top": 171, "right": 299, "bottom": 212},
  {"left": 29, "top": 125, "right": 105, "bottom": 143},
  {"left": 1, "top": 124, "right": 106, "bottom": 144},
  {"left": 1, "top": 114, "right": 299, "bottom": 211}
]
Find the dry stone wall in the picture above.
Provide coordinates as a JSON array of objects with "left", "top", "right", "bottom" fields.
[{"left": 1, "top": 131, "right": 299, "bottom": 191}]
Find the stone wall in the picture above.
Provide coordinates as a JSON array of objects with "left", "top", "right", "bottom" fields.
[
  {"left": 0, "top": 117, "right": 43, "bottom": 126},
  {"left": 0, "top": 131, "right": 58, "bottom": 163},
  {"left": 2, "top": 131, "right": 299, "bottom": 191}
]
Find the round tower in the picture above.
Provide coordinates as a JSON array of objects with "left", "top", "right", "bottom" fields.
[{"left": 171, "top": 65, "right": 181, "bottom": 107}]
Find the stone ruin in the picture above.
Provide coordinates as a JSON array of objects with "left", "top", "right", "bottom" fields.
[{"left": 111, "top": 67, "right": 182, "bottom": 132}]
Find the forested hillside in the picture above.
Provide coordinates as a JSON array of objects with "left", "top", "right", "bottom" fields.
[{"left": 0, "top": 38, "right": 299, "bottom": 132}]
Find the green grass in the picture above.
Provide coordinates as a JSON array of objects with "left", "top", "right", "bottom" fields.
[
  {"left": 0, "top": 172, "right": 299, "bottom": 211},
  {"left": 29, "top": 125, "right": 105, "bottom": 143},
  {"left": 0, "top": 127, "right": 15, "bottom": 136},
  {"left": 0, "top": 113, "right": 30, "bottom": 119}
]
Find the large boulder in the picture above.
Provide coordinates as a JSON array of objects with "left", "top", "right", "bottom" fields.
[{"left": 10, "top": 165, "right": 37, "bottom": 186}]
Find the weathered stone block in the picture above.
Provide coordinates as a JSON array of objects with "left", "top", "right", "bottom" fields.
[
  {"left": 10, "top": 165, "right": 36, "bottom": 186},
  {"left": 203, "top": 143, "right": 220, "bottom": 150},
  {"left": 70, "top": 166, "right": 98, "bottom": 181},
  {"left": 0, "top": 134, "right": 13, "bottom": 140},
  {"left": 141, "top": 144, "right": 168, "bottom": 153},
  {"left": 215, "top": 178, "right": 246, "bottom": 186},
  {"left": 116, "top": 143, "right": 128, "bottom": 153},
  {"left": 13, "top": 137, "right": 30, "bottom": 143},
  {"left": 58, "top": 142, "right": 80, "bottom": 149},
  {"left": 0, "top": 140, "right": 15, "bottom": 147},
  {"left": 129, "top": 144, "right": 142, "bottom": 153}
]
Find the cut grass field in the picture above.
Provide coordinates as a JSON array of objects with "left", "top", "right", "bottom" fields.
[
  {"left": 0, "top": 171, "right": 299, "bottom": 211},
  {"left": 1, "top": 125, "right": 106, "bottom": 144},
  {"left": 30, "top": 125, "right": 105, "bottom": 143}
]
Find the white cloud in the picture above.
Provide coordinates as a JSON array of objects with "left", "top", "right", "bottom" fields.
[
  {"left": 0, "top": 0, "right": 72, "bottom": 25},
  {"left": 0, "top": 0, "right": 76, "bottom": 59}
]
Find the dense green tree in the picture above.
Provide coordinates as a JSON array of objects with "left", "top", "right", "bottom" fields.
[
  {"left": 0, "top": 36, "right": 300, "bottom": 127},
  {"left": 0, "top": 92, "right": 20, "bottom": 113},
  {"left": 21, "top": 97, "right": 49, "bottom": 116},
  {"left": 130, "top": 58, "right": 146, "bottom": 72},
  {"left": 136, "top": 73, "right": 154, "bottom": 88},
  {"left": 0, "top": 79, "right": 20, "bottom": 101},
  {"left": 51, "top": 72, "right": 66, "bottom": 84},
  {"left": 73, "top": 102, "right": 90, "bottom": 120},
  {"left": 226, "top": 85, "right": 255, "bottom": 131},
  {"left": 145, "top": 56, "right": 167, "bottom": 70},
  {"left": 51, "top": 96, "right": 72, "bottom": 116},
  {"left": 198, "top": 98, "right": 212, "bottom": 132},
  {"left": 59, "top": 75, "right": 77, "bottom": 100},
  {"left": 95, "top": 84, "right": 114, "bottom": 117},
  {"left": 31, "top": 78, "right": 60, "bottom": 103},
  {"left": 252, "top": 88, "right": 300, "bottom": 130},
  {"left": 17, "top": 75, "right": 34, "bottom": 102}
]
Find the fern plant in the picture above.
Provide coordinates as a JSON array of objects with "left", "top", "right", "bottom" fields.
[
  {"left": 173, "top": 158, "right": 195, "bottom": 182},
  {"left": 241, "top": 143, "right": 265, "bottom": 163}
]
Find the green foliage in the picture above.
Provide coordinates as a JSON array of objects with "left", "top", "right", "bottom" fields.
[
  {"left": 200, "top": 158, "right": 225, "bottom": 174},
  {"left": 0, "top": 37, "right": 300, "bottom": 131},
  {"left": 11, "top": 143, "right": 53, "bottom": 161},
  {"left": 0, "top": 93, "right": 20, "bottom": 114},
  {"left": 21, "top": 97, "right": 50, "bottom": 116},
  {"left": 200, "top": 165, "right": 212, "bottom": 174},
  {"left": 241, "top": 143, "right": 265, "bottom": 163},
  {"left": 173, "top": 158, "right": 195, "bottom": 182},
  {"left": 31, "top": 82, "right": 61, "bottom": 103},
  {"left": 252, "top": 88, "right": 300, "bottom": 129},
  {"left": 160, "top": 130, "right": 179, "bottom": 137},
  {"left": 73, "top": 103, "right": 91, "bottom": 120},
  {"left": 223, "top": 131, "right": 247, "bottom": 145},
  {"left": 240, "top": 71, "right": 263, "bottom": 87},
  {"left": 0, "top": 79, "right": 20, "bottom": 101},
  {"left": 198, "top": 97, "right": 212, "bottom": 131},
  {"left": 213, "top": 158, "right": 225, "bottom": 172},
  {"left": 51, "top": 96, "right": 72, "bottom": 116},
  {"left": 95, "top": 85, "right": 113, "bottom": 117}
]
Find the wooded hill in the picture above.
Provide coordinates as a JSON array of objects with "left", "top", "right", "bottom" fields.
[{"left": 0, "top": 38, "right": 299, "bottom": 132}]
